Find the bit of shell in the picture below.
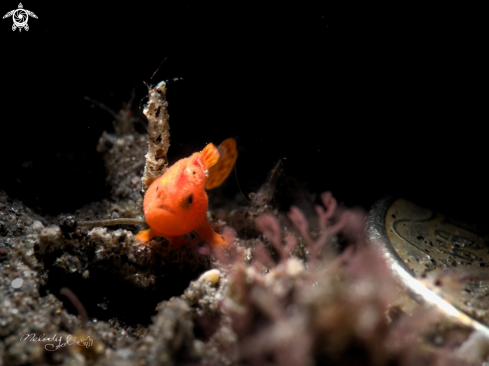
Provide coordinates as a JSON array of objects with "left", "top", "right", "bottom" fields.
[{"left": 198, "top": 269, "right": 220, "bottom": 285}]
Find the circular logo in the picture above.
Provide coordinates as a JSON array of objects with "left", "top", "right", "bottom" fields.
[{"left": 12, "top": 9, "right": 28, "bottom": 28}]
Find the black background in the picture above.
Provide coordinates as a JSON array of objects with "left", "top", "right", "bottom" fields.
[{"left": 1, "top": 2, "right": 487, "bottom": 226}]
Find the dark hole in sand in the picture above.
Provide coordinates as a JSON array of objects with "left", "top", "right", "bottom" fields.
[{"left": 38, "top": 251, "right": 207, "bottom": 327}]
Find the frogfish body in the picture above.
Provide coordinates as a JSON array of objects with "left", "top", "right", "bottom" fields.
[{"left": 135, "top": 138, "right": 237, "bottom": 249}]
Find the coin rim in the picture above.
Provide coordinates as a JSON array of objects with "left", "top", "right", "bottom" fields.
[{"left": 366, "top": 196, "right": 489, "bottom": 336}]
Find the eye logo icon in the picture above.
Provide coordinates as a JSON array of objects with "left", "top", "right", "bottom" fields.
[{"left": 3, "top": 3, "right": 38, "bottom": 32}]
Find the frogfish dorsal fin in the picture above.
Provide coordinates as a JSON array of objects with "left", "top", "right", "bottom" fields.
[
  {"left": 205, "top": 138, "right": 238, "bottom": 190},
  {"left": 200, "top": 142, "right": 220, "bottom": 170}
]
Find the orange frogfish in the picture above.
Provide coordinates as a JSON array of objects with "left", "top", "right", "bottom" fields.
[{"left": 135, "top": 138, "right": 237, "bottom": 249}]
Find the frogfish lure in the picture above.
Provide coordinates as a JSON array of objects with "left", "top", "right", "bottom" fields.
[{"left": 135, "top": 138, "right": 238, "bottom": 249}]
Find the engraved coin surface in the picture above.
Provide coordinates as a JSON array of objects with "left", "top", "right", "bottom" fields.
[
  {"left": 367, "top": 197, "right": 489, "bottom": 334},
  {"left": 385, "top": 198, "right": 488, "bottom": 275}
]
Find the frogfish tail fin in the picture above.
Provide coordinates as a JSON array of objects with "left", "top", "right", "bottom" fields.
[{"left": 205, "top": 138, "right": 238, "bottom": 189}]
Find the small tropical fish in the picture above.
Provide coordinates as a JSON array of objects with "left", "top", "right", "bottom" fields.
[
  {"left": 135, "top": 138, "right": 237, "bottom": 249},
  {"left": 248, "top": 159, "right": 283, "bottom": 208}
]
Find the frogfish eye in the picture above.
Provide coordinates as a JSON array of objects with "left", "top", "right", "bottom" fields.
[{"left": 180, "top": 193, "right": 194, "bottom": 210}]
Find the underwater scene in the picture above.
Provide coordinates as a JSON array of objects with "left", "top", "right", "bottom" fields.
[{"left": 1, "top": 2, "right": 487, "bottom": 365}]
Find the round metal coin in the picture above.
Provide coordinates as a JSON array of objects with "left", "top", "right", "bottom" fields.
[{"left": 367, "top": 197, "right": 489, "bottom": 336}]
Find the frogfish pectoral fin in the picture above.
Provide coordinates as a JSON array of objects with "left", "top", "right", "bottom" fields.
[
  {"left": 135, "top": 229, "right": 188, "bottom": 248},
  {"left": 135, "top": 229, "right": 153, "bottom": 244},
  {"left": 194, "top": 218, "right": 235, "bottom": 250}
]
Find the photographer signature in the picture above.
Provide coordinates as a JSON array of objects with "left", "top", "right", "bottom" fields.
[{"left": 19, "top": 333, "right": 93, "bottom": 351}]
